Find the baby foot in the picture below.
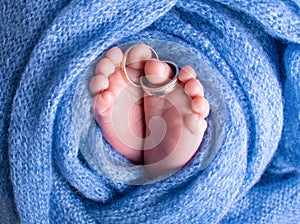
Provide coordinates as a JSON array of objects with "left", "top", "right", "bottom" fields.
[
  {"left": 90, "top": 44, "right": 154, "bottom": 164},
  {"left": 90, "top": 44, "right": 210, "bottom": 179},
  {"left": 143, "top": 60, "right": 210, "bottom": 178}
]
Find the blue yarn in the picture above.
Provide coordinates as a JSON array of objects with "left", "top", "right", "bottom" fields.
[
  {"left": 1, "top": 0, "right": 299, "bottom": 223},
  {"left": 279, "top": 44, "right": 300, "bottom": 171},
  {"left": 269, "top": 43, "right": 300, "bottom": 174}
]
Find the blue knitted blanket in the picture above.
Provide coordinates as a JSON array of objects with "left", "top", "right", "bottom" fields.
[{"left": 1, "top": 0, "right": 300, "bottom": 223}]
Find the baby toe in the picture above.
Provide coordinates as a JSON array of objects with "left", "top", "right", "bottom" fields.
[
  {"left": 144, "top": 60, "right": 173, "bottom": 85},
  {"left": 184, "top": 79, "right": 204, "bottom": 97},
  {"left": 93, "top": 90, "right": 115, "bottom": 116},
  {"left": 191, "top": 96, "right": 210, "bottom": 118},
  {"left": 106, "top": 47, "right": 123, "bottom": 66},
  {"left": 89, "top": 75, "right": 109, "bottom": 96},
  {"left": 178, "top": 65, "right": 196, "bottom": 83},
  {"left": 95, "top": 58, "right": 116, "bottom": 76},
  {"left": 126, "top": 44, "right": 153, "bottom": 70}
]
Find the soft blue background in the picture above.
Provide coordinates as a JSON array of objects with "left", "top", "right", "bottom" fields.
[{"left": 1, "top": 0, "right": 299, "bottom": 223}]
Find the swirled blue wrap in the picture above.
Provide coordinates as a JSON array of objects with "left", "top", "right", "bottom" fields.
[{"left": 1, "top": 0, "right": 299, "bottom": 223}]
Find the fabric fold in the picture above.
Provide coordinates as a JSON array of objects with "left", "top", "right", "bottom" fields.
[{"left": 269, "top": 43, "right": 300, "bottom": 174}]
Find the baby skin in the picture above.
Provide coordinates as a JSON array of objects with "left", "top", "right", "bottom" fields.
[{"left": 90, "top": 44, "right": 209, "bottom": 178}]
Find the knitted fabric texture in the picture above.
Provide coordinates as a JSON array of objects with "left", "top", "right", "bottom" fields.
[{"left": 1, "top": 0, "right": 299, "bottom": 223}]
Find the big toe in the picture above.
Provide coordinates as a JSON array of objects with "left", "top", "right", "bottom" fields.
[
  {"left": 144, "top": 60, "right": 173, "bottom": 85},
  {"left": 124, "top": 44, "right": 157, "bottom": 85}
]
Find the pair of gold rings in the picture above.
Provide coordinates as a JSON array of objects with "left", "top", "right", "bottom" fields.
[{"left": 120, "top": 44, "right": 179, "bottom": 96}]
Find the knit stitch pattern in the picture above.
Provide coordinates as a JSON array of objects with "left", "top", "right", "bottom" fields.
[{"left": 0, "top": 0, "right": 299, "bottom": 223}]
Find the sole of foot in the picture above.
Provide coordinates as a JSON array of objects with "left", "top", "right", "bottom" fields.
[
  {"left": 90, "top": 44, "right": 155, "bottom": 163},
  {"left": 143, "top": 60, "right": 210, "bottom": 178},
  {"left": 90, "top": 45, "right": 210, "bottom": 179}
]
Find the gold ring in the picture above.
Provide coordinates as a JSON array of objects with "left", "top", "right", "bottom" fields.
[{"left": 120, "top": 44, "right": 159, "bottom": 87}]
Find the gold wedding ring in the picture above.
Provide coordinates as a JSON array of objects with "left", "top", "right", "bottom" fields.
[{"left": 120, "top": 44, "right": 159, "bottom": 87}]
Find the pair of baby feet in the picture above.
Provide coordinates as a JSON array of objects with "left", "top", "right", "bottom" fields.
[{"left": 89, "top": 44, "right": 209, "bottom": 178}]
